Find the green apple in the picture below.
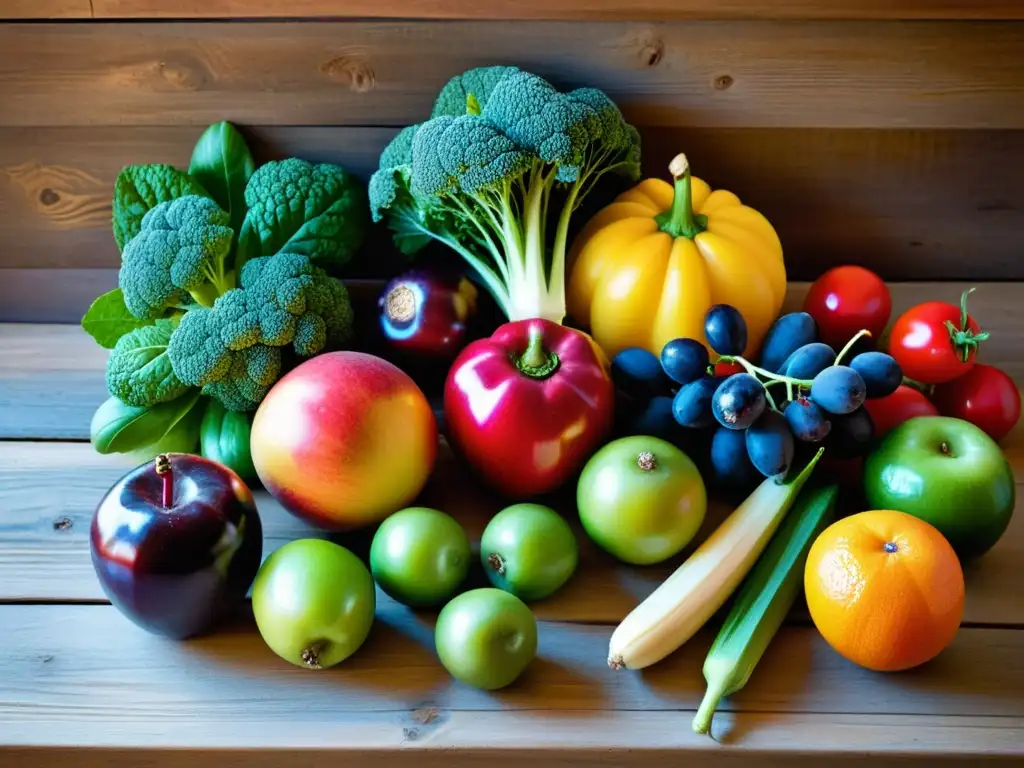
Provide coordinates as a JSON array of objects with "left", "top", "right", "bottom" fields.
[
  {"left": 252, "top": 539, "right": 376, "bottom": 669},
  {"left": 576, "top": 435, "right": 707, "bottom": 565},
  {"left": 434, "top": 588, "right": 537, "bottom": 690},
  {"left": 864, "top": 416, "right": 1015, "bottom": 559},
  {"left": 369, "top": 506, "right": 471, "bottom": 607},
  {"left": 480, "top": 503, "right": 579, "bottom": 602}
]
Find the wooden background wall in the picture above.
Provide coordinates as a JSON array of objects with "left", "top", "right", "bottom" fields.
[{"left": 2, "top": 2, "right": 1023, "bottom": 322}]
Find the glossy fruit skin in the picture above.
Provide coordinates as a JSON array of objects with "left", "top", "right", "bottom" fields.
[
  {"left": 704, "top": 304, "right": 748, "bottom": 356},
  {"left": 712, "top": 373, "right": 766, "bottom": 429},
  {"left": 577, "top": 435, "right": 707, "bottom": 565},
  {"left": 849, "top": 352, "right": 903, "bottom": 399},
  {"left": 931, "top": 364, "right": 1021, "bottom": 443},
  {"left": 369, "top": 507, "right": 471, "bottom": 607},
  {"left": 889, "top": 297, "right": 984, "bottom": 384},
  {"left": 251, "top": 351, "right": 437, "bottom": 530},
  {"left": 781, "top": 342, "right": 835, "bottom": 380},
  {"left": 444, "top": 318, "right": 615, "bottom": 498},
  {"left": 804, "top": 510, "right": 964, "bottom": 672},
  {"left": 377, "top": 265, "right": 479, "bottom": 362},
  {"left": 759, "top": 312, "right": 817, "bottom": 374},
  {"left": 434, "top": 588, "right": 538, "bottom": 690},
  {"left": 90, "top": 453, "right": 263, "bottom": 640},
  {"left": 661, "top": 337, "right": 710, "bottom": 386},
  {"left": 673, "top": 375, "right": 720, "bottom": 428},
  {"left": 252, "top": 539, "right": 375, "bottom": 670},
  {"left": 802, "top": 266, "right": 892, "bottom": 350},
  {"left": 481, "top": 503, "right": 579, "bottom": 601},
  {"left": 862, "top": 385, "right": 939, "bottom": 439},
  {"left": 810, "top": 366, "right": 866, "bottom": 415},
  {"left": 863, "top": 416, "right": 1015, "bottom": 559}
]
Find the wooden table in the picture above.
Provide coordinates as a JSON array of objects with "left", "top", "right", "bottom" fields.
[{"left": 1, "top": 284, "right": 1022, "bottom": 766}]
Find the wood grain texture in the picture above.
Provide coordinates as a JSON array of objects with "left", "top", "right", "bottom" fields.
[
  {"left": 81, "top": 0, "right": 1024, "bottom": 21},
  {"left": 4, "top": 126, "right": 1024, "bottom": 282},
  {"left": 1, "top": 437, "right": 1021, "bottom": 627},
  {"left": 0, "top": 605, "right": 1021, "bottom": 743},
  {"left": 2, "top": 282, "right": 1019, "bottom": 437},
  {"left": 0, "top": 0, "right": 91, "bottom": 18},
  {"left": 3, "top": 21, "right": 1024, "bottom": 129}
]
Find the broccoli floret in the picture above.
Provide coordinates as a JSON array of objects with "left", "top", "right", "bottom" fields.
[
  {"left": 369, "top": 66, "right": 640, "bottom": 324},
  {"left": 237, "top": 158, "right": 369, "bottom": 269},
  {"left": 168, "top": 251, "right": 354, "bottom": 411},
  {"left": 105, "top": 319, "right": 189, "bottom": 407},
  {"left": 119, "top": 195, "right": 235, "bottom": 319}
]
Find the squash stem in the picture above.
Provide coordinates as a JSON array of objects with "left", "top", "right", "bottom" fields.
[{"left": 656, "top": 154, "right": 705, "bottom": 239}]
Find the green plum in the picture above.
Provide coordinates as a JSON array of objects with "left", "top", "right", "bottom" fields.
[
  {"left": 369, "top": 507, "right": 471, "bottom": 607},
  {"left": 864, "top": 415, "right": 1015, "bottom": 559},
  {"left": 252, "top": 539, "right": 375, "bottom": 670},
  {"left": 577, "top": 435, "right": 707, "bottom": 565},
  {"left": 480, "top": 503, "right": 579, "bottom": 601},
  {"left": 434, "top": 588, "right": 538, "bottom": 690}
]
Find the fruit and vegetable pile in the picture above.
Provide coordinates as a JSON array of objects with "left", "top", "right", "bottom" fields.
[{"left": 82, "top": 66, "right": 1019, "bottom": 735}]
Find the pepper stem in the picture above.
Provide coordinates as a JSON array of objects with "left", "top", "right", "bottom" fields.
[
  {"left": 655, "top": 154, "right": 706, "bottom": 239},
  {"left": 515, "top": 326, "right": 560, "bottom": 379},
  {"left": 155, "top": 454, "right": 173, "bottom": 509},
  {"left": 944, "top": 287, "right": 990, "bottom": 363}
]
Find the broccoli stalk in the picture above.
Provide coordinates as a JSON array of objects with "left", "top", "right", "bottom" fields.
[{"left": 370, "top": 67, "right": 641, "bottom": 324}]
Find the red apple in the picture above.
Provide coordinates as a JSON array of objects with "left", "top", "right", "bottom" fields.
[
  {"left": 250, "top": 351, "right": 438, "bottom": 530},
  {"left": 90, "top": 453, "right": 263, "bottom": 640}
]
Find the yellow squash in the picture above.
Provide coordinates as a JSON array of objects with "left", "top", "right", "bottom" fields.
[{"left": 566, "top": 154, "right": 786, "bottom": 359}]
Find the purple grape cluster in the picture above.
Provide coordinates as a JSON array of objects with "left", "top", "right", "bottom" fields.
[{"left": 609, "top": 305, "right": 903, "bottom": 494}]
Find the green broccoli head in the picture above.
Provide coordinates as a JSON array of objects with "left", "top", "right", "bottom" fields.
[
  {"left": 430, "top": 65, "right": 520, "bottom": 118},
  {"left": 119, "top": 195, "right": 234, "bottom": 319},
  {"left": 410, "top": 115, "right": 532, "bottom": 197},
  {"left": 237, "top": 158, "right": 369, "bottom": 269},
  {"left": 167, "top": 251, "right": 355, "bottom": 411}
]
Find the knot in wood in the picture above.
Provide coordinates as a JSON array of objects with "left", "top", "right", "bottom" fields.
[
  {"left": 39, "top": 188, "right": 60, "bottom": 206},
  {"left": 156, "top": 59, "right": 206, "bottom": 91},
  {"left": 714, "top": 74, "right": 734, "bottom": 91},
  {"left": 639, "top": 39, "right": 664, "bottom": 68},
  {"left": 321, "top": 55, "right": 377, "bottom": 93}
]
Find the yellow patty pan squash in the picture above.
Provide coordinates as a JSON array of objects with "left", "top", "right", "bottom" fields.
[{"left": 566, "top": 154, "right": 786, "bottom": 359}]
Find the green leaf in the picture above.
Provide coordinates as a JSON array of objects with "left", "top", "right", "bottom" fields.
[
  {"left": 188, "top": 121, "right": 256, "bottom": 238},
  {"left": 105, "top": 318, "right": 188, "bottom": 407},
  {"left": 81, "top": 288, "right": 153, "bottom": 349},
  {"left": 124, "top": 397, "right": 205, "bottom": 463},
  {"left": 90, "top": 389, "right": 202, "bottom": 455},
  {"left": 112, "top": 164, "right": 209, "bottom": 252}
]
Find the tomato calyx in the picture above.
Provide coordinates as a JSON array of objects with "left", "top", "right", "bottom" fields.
[{"left": 944, "top": 288, "right": 990, "bottom": 363}]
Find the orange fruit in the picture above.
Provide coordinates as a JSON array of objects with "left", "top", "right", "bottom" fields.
[{"left": 804, "top": 509, "right": 964, "bottom": 672}]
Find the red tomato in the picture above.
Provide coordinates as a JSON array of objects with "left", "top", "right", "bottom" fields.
[
  {"left": 714, "top": 361, "right": 745, "bottom": 377},
  {"left": 888, "top": 289, "right": 989, "bottom": 384},
  {"left": 931, "top": 364, "right": 1021, "bottom": 442},
  {"left": 863, "top": 384, "right": 939, "bottom": 439},
  {"left": 803, "top": 266, "right": 891, "bottom": 350}
]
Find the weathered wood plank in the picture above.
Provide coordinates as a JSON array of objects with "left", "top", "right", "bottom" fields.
[
  {"left": 4, "top": 126, "right": 1024, "bottom": 281},
  {"left": 0, "top": 0, "right": 91, "bottom": 18},
  {"left": 0, "top": 606, "right": 1021, "bottom": 735},
  {"left": 2, "top": 283, "right": 1019, "bottom": 437},
  {"left": 3, "top": 21, "right": 1024, "bottom": 129},
  {"left": 1, "top": 437, "right": 1020, "bottom": 626},
  {"left": 81, "top": 0, "right": 1024, "bottom": 21}
]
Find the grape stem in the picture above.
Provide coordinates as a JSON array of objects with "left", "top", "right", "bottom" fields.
[
  {"left": 716, "top": 355, "right": 813, "bottom": 389},
  {"left": 762, "top": 385, "right": 780, "bottom": 412},
  {"left": 834, "top": 329, "right": 872, "bottom": 366}
]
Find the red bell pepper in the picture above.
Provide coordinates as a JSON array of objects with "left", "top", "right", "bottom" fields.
[{"left": 443, "top": 318, "right": 615, "bottom": 498}]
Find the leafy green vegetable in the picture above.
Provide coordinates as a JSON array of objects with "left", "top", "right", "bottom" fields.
[
  {"left": 113, "top": 164, "right": 209, "bottom": 251},
  {"left": 105, "top": 318, "right": 187, "bottom": 407},
  {"left": 80, "top": 288, "right": 154, "bottom": 349},
  {"left": 90, "top": 389, "right": 203, "bottom": 455},
  {"left": 168, "top": 251, "right": 354, "bottom": 411},
  {"left": 119, "top": 195, "right": 235, "bottom": 318},
  {"left": 237, "top": 158, "right": 369, "bottom": 270},
  {"left": 370, "top": 66, "right": 640, "bottom": 324},
  {"left": 188, "top": 121, "right": 256, "bottom": 238},
  {"left": 125, "top": 397, "right": 206, "bottom": 463},
  {"left": 200, "top": 399, "right": 258, "bottom": 483}
]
